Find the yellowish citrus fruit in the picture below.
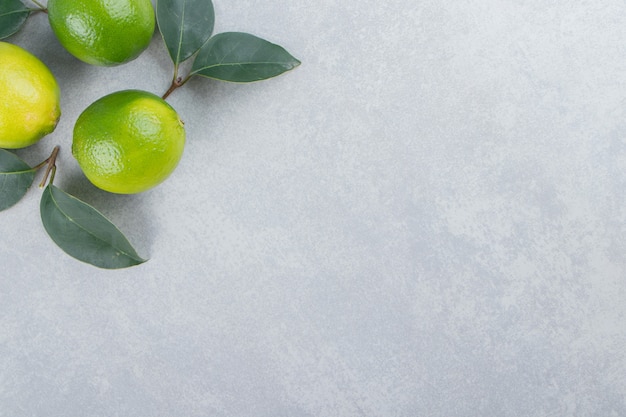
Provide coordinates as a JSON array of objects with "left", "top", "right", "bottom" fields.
[
  {"left": 47, "top": 0, "right": 155, "bottom": 66},
  {"left": 72, "top": 90, "right": 185, "bottom": 194},
  {"left": 0, "top": 42, "right": 61, "bottom": 149}
]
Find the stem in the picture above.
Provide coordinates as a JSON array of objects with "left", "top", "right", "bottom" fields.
[
  {"left": 162, "top": 78, "right": 180, "bottom": 100},
  {"left": 162, "top": 65, "right": 179, "bottom": 100},
  {"left": 38, "top": 145, "right": 60, "bottom": 188},
  {"left": 29, "top": 0, "right": 47, "bottom": 12},
  {"left": 162, "top": 74, "right": 192, "bottom": 100}
]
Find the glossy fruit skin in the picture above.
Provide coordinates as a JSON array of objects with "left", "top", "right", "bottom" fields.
[
  {"left": 0, "top": 42, "right": 61, "bottom": 149},
  {"left": 47, "top": 0, "right": 155, "bottom": 66},
  {"left": 72, "top": 90, "right": 185, "bottom": 194}
]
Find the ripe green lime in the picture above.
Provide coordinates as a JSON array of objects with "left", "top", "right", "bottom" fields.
[
  {"left": 72, "top": 90, "right": 185, "bottom": 194},
  {"left": 0, "top": 42, "right": 61, "bottom": 149},
  {"left": 47, "top": 0, "right": 155, "bottom": 66}
]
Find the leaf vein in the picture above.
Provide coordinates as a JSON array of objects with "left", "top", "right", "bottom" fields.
[
  {"left": 47, "top": 188, "right": 143, "bottom": 262},
  {"left": 175, "top": 0, "right": 187, "bottom": 65}
]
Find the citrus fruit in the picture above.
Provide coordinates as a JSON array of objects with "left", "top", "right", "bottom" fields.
[
  {"left": 0, "top": 42, "right": 61, "bottom": 149},
  {"left": 47, "top": 0, "right": 155, "bottom": 66},
  {"left": 72, "top": 90, "right": 185, "bottom": 194}
]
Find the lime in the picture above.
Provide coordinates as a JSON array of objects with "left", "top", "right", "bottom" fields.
[
  {"left": 0, "top": 42, "right": 61, "bottom": 149},
  {"left": 72, "top": 90, "right": 185, "bottom": 194},
  {"left": 47, "top": 0, "right": 155, "bottom": 66}
]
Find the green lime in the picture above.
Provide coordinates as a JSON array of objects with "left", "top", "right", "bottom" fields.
[
  {"left": 47, "top": 0, "right": 155, "bottom": 66},
  {"left": 72, "top": 90, "right": 186, "bottom": 194},
  {"left": 0, "top": 42, "right": 61, "bottom": 149}
]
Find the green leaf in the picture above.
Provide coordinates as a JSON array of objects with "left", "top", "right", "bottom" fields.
[
  {"left": 0, "top": 149, "right": 35, "bottom": 211},
  {"left": 40, "top": 185, "right": 146, "bottom": 269},
  {"left": 156, "top": 0, "right": 215, "bottom": 65},
  {"left": 0, "top": 0, "right": 30, "bottom": 40},
  {"left": 190, "top": 32, "right": 301, "bottom": 83}
]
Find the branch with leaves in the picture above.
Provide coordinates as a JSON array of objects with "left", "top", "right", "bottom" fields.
[
  {"left": 156, "top": 0, "right": 300, "bottom": 98},
  {"left": 0, "top": 148, "right": 146, "bottom": 268}
]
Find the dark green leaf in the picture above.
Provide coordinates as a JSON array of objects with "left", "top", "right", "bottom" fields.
[
  {"left": 40, "top": 185, "right": 146, "bottom": 269},
  {"left": 190, "top": 32, "right": 301, "bottom": 83},
  {"left": 0, "top": 0, "right": 30, "bottom": 40},
  {"left": 0, "top": 149, "right": 35, "bottom": 211},
  {"left": 156, "top": 0, "right": 215, "bottom": 65}
]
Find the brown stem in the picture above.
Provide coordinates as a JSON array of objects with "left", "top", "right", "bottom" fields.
[
  {"left": 162, "top": 78, "right": 180, "bottom": 100},
  {"left": 162, "top": 75, "right": 193, "bottom": 100},
  {"left": 38, "top": 145, "right": 60, "bottom": 188},
  {"left": 29, "top": 0, "right": 47, "bottom": 12}
]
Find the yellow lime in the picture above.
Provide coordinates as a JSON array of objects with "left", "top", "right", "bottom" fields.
[
  {"left": 0, "top": 42, "right": 61, "bottom": 149},
  {"left": 72, "top": 90, "right": 185, "bottom": 194},
  {"left": 47, "top": 0, "right": 155, "bottom": 66}
]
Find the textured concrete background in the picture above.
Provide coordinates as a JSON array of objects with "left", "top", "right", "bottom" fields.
[{"left": 2, "top": 0, "right": 626, "bottom": 415}]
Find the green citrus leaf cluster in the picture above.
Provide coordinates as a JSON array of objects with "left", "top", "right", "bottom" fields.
[
  {"left": 156, "top": 0, "right": 300, "bottom": 96},
  {"left": 0, "top": 148, "right": 146, "bottom": 269}
]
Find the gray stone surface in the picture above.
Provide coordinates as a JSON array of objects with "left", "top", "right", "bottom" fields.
[{"left": 1, "top": 0, "right": 625, "bottom": 415}]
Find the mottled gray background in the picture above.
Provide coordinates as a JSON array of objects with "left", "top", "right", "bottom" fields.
[{"left": 2, "top": 0, "right": 626, "bottom": 415}]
